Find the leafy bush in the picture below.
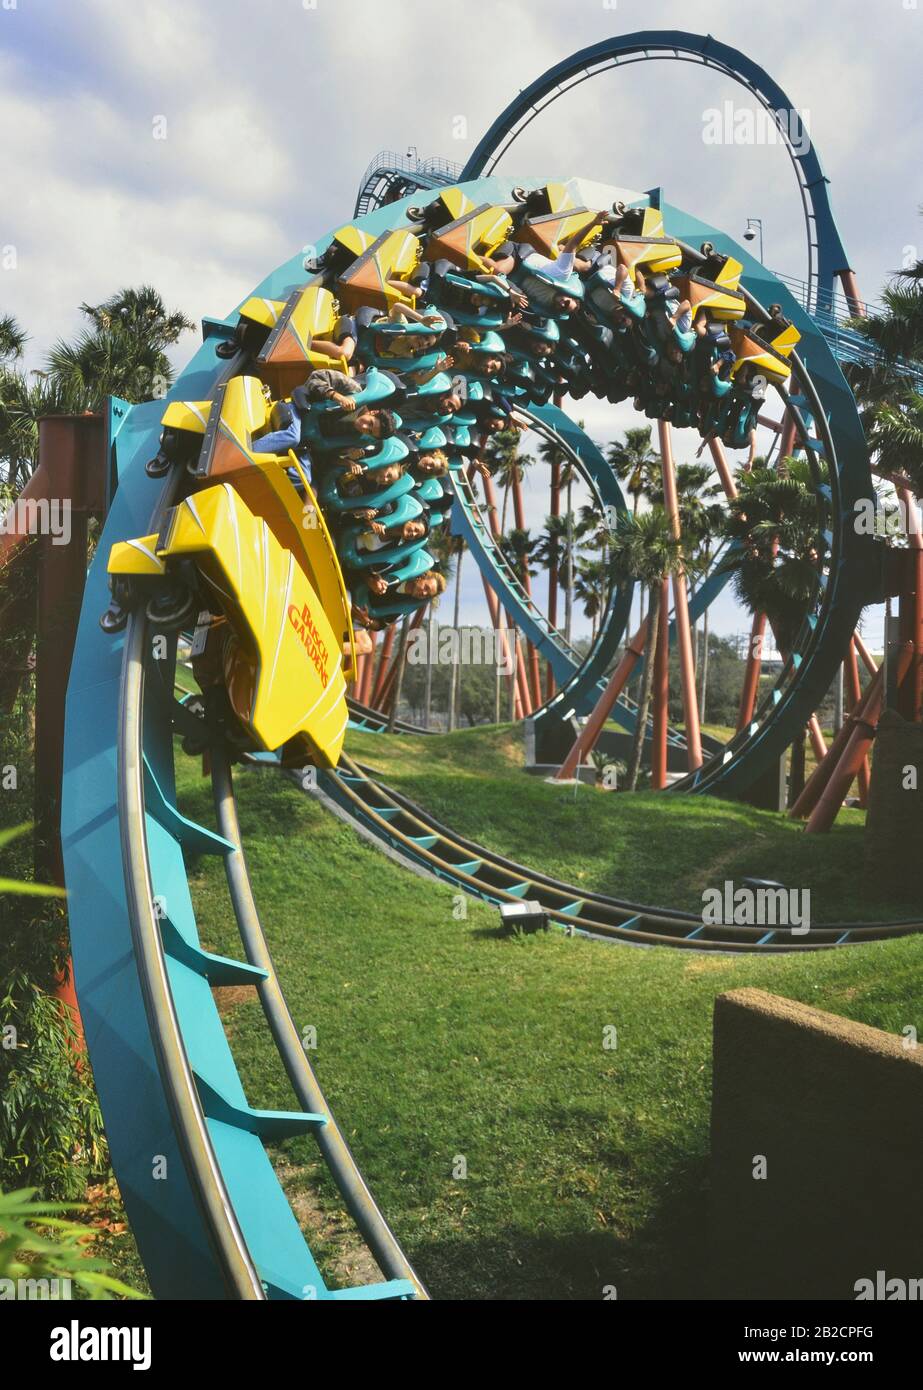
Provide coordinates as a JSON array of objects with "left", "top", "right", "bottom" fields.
[
  {"left": 0, "top": 826, "right": 107, "bottom": 1199},
  {"left": 0, "top": 1186, "right": 143, "bottom": 1299}
]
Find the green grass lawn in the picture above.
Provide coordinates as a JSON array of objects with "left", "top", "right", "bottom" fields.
[
  {"left": 343, "top": 724, "right": 919, "bottom": 924},
  {"left": 171, "top": 739, "right": 922, "bottom": 1300}
]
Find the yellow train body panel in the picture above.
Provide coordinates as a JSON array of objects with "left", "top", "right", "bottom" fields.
[
  {"left": 676, "top": 275, "right": 747, "bottom": 322},
  {"left": 767, "top": 321, "right": 800, "bottom": 356},
  {"left": 211, "top": 375, "right": 272, "bottom": 466},
  {"left": 329, "top": 223, "right": 377, "bottom": 261},
  {"left": 603, "top": 207, "right": 683, "bottom": 281},
  {"left": 428, "top": 187, "right": 478, "bottom": 223},
  {"left": 238, "top": 295, "right": 287, "bottom": 331},
  {"left": 729, "top": 320, "right": 801, "bottom": 383},
  {"left": 286, "top": 285, "right": 338, "bottom": 354},
  {"left": 108, "top": 533, "right": 166, "bottom": 578},
  {"left": 285, "top": 456, "right": 357, "bottom": 685},
  {"left": 255, "top": 285, "right": 346, "bottom": 391},
  {"left": 120, "top": 375, "right": 357, "bottom": 742},
  {"left": 538, "top": 182, "right": 574, "bottom": 213},
  {"left": 161, "top": 400, "right": 213, "bottom": 435},
  {"left": 712, "top": 255, "right": 744, "bottom": 291},
  {"left": 517, "top": 208, "right": 600, "bottom": 258},
  {"left": 336, "top": 228, "right": 421, "bottom": 312},
  {"left": 161, "top": 484, "right": 348, "bottom": 766},
  {"left": 424, "top": 203, "right": 514, "bottom": 274},
  {"left": 188, "top": 377, "right": 356, "bottom": 679},
  {"left": 616, "top": 236, "right": 684, "bottom": 279}
]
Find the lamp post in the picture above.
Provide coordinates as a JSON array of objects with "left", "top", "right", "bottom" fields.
[{"left": 743, "top": 217, "right": 764, "bottom": 264}]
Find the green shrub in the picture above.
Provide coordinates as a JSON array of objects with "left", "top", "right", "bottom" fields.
[
  {"left": 0, "top": 1186, "right": 144, "bottom": 1299},
  {"left": 0, "top": 826, "right": 108, "bottom": 1199}
]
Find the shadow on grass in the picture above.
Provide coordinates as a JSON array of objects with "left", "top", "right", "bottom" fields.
[{"left": 408, "top": 1155, "right": 712, "bottom": 1302}]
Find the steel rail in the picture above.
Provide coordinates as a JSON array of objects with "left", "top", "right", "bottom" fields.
[
  {"left": 210, "top": 746, "right": 429, "bottom": 1299},
  {"left": 312, "top": 755, "right": 920, "bottom": 952},
  {"left": 118, "top": 617, "right": 266, "bottom": 1298}
]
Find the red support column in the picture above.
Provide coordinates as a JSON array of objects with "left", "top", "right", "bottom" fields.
[
  {"left": 844, "top": 639, "right": 871, "bottom": 806},
  {"left": 555, "top": 618, "right": 648, "bottom": 780},
  {"left": 707, "top": 437, "right": 739, "bottom": 501},
  {"left": 839, "top": 269, "right": 866, "bottom": 317},
  {"left": 853, "top": 631, "right": 879, "bottom": 677},
  {"left": 651, "top": 578, "right": 670, "bottom": 790},
  {"left": 377, "top": 607, "right": 425, "bottom": 711},
  {"left": 30, "top": 415, "right": 107, "bottom": 1045},
  {"left": 803, "top": 646, "right": 912, "bottom": 832},
  {"left": 513, "top": 624, "right": 533, "bottom": 716},
  {"left": 475, "top": 467, "right": 532, "bottom": 716},
  {"left": 658, "top": 420, "right": 702, "bottom": 770},
  {"left": 790, "top": 667, "right": 881, "bottom": 820},
  {"left": 480, "top": 576, "right": 523, "bottom": 721},
  {"left": 370, "top": 624, "right": 396, "bottom": 709},
  {"left": 807, "top": 715, "right": 828, "bottom": 764},
  {"left": 737, "top": 612, "right": 767, "bottom": 731},
  {"left": 358, "top": 632, "right": 377, "bottom": 705},
  {"left": 510, "top": 469, "right": 543, "bottom": 708}
]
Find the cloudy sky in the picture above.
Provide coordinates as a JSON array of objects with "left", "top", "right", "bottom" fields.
[{"left": 2, "top": 0, "right": 919, "bottom": 643}]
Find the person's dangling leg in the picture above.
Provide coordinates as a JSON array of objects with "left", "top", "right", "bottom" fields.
[{"left": 252, "top": 416, "right": 302, "bottom": 455}]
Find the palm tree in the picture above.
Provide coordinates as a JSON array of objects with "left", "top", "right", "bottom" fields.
[
  {"left": 608, "top": 508, "right": 682, "bottom": 790},
  {"left": 574, "top": 556, "right": 608, "bottom": 641},
  {"left": 2, "top": 290, "right": 194, "bottom": 488},
  {"left": 534, "top": 512, "right": 579, "bottom": 644},
  {"left": 846, "top": 243, "right": 923, "bottom": 491},
  {"left": 536, "top": 433, "right": 567, "bottom": 679},
  {"left": 607, "top": 426, "right": 661, "bottom": 635},
  {"left": 0, "top": 314, "right": 27, "bottom": 366},
  {"left": 607, "top": 425, "right": 660, "bottom": 516},
  {"left": 499, "top": 527, "right": 536, "bottom": 585},
  {"left": 46, "top": 286, "right": 194, "bottom": 408},
  {"left": 79, "top": 286, "right": 193, "bottom": 348},
  {"left": 485, "top": 428, "right": 530, "bottom": 534},
  {"left": 648, "top": 460, "right": 725, "bottom": 697},
  {"left": 718, "top": 458, "right": 821, "bottom": 656},
  {"left": 576, "top": 500, "right": 612, "bottom": 609}
]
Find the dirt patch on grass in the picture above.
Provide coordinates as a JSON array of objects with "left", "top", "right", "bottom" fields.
[
  {"left": 211, "top": 984, "right": 254, "bottom": 1018},
  {"left": 275, "top": 1160, "right": 385, "bottom": 1291},
  {"left": 683, "top": 956, "right": 739, "bottom": 977}
]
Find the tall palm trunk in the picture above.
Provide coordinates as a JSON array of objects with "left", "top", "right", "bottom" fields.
[
  {"left": 626, "top": 582, "right": 661, "bottom": 791},
  {"left": 447, "top": 547, "right": 464, "bottom": 731},
  {"left": 387, "top": 615, "right": 411, "bottom": 733}
]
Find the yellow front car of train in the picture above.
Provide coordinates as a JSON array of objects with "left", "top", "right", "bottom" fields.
[{"left": 109, "top": 483, "right": 348, "bottom": 768}]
